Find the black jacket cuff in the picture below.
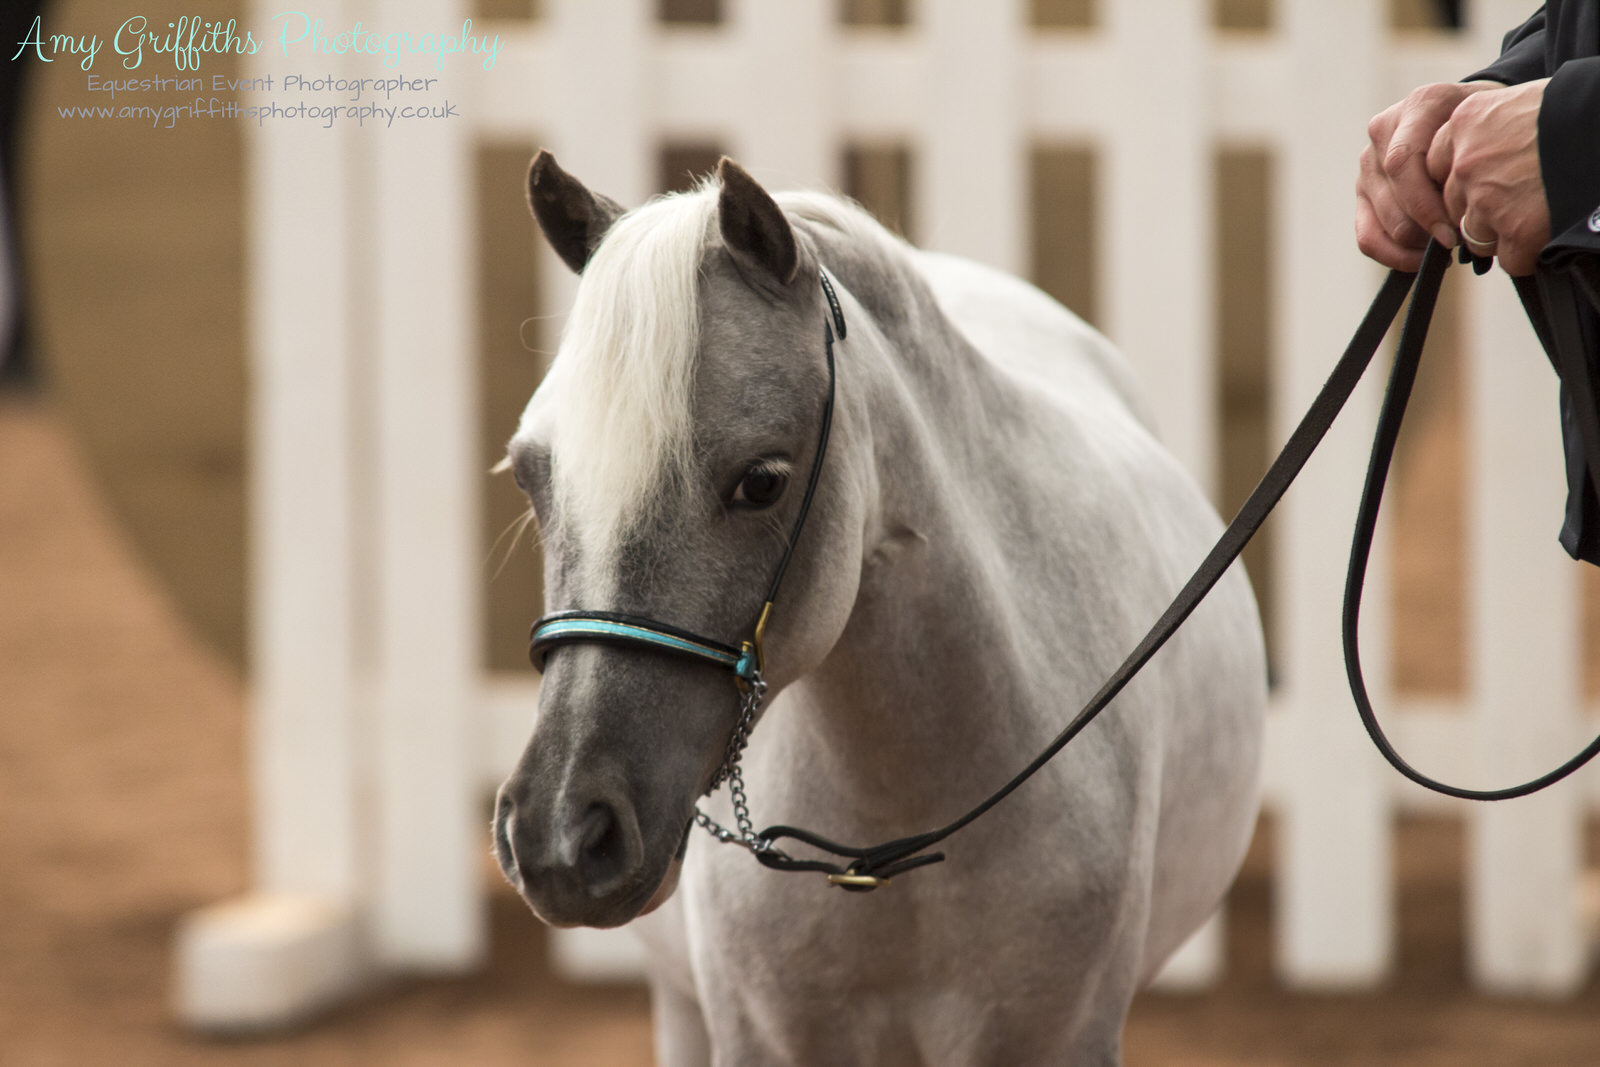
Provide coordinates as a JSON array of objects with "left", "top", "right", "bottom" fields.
[{"left": 1538, "top": 57, "right": 1600, "bottom": 246}]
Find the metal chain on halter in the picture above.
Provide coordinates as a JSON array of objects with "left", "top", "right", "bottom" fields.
[{"left": 693, "top": 675, "right": 781, "bottom": 855}]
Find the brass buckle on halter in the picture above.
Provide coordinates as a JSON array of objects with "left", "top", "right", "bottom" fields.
[
  {"left": 735, "top": 601, "right": 775, "bottom": 693},
  {"left": 826, "top": 872, "right": 889, "bottom": 891},
  {"left": 752, "top": 601, "right": 772, "bottom": 674}
]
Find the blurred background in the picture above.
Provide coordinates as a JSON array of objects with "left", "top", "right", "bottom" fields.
[{"left": 7, "top": 0, "right": 1600, "bottom": 1063}]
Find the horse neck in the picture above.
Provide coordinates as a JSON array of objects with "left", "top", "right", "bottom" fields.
[
  {"left": 809, "top": 228, "right": 992, "bottom": 422},
  {"left": 773, "top": 229, "right": 1062, "bottom": 825}
]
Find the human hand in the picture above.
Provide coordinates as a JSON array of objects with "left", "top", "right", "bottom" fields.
[
  {"left": 1425, "top": 78, "right": 1550, "bottom": 276},
  {"left": 1355, "top": 80, "right": 1502, "bottom": 270}
]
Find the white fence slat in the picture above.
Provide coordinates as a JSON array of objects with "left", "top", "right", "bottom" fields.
[
  {"left": 539, "top": 0, "right": 655, "bottom": 367},
  {"left": 1465, "top": 266, "right": 1586, "bottom": 995},
  {"left": 915, "top": 0, "right": 1026, "bottom": 273},
  {"left": 1099, "top": 0, "right": 1222, "bottom": 985},
  {"left": 1027, "top": 37, "right": 1115, "bottom": 141},
  {"left": 1209, "top": 38, "right": 1286, "bottom": 146},
  {"left": 1102, "top": 0, "right": 1215, "bottom": 496},
  {"left": 470, "top": 28, "right": 551, "bottom": 139},
  {"left": 368, "top": 0, "right": 486, "bottom": 971},
  {"left": 728, "top": 0, "right": 835, "bottom": 188},
  {"left": 656, "top": 33, "right": 741, "bottom": 141},
  {"left": 1273, "top": 0, "right": 1394, "bottom": 987},
  {"left": 181, "top": 0, "right": 376, "bottom": 1028},
  {"left": 245, "top": 0, "right": 360, "bottom": 902},
  {"left": 1457, "top": 0, "right": 1591, "bottom": 997},
  {"left": 545, "top": 0, "right": 655, "bottom": 209},
  {"left": 840, "top": 35, "right": 937, "bottom": 141}
]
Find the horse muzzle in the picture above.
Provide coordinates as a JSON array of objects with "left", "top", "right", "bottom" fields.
[{"left": 493, "top": 780, "right": 666, "bottom": 928}]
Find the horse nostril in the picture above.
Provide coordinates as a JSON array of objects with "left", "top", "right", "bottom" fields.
[
  {"left": 493, "top": 791, "right": 520, "bottom": 886},
  {"left": 576, "top": 801, "right": 633, "bottom": 896}
]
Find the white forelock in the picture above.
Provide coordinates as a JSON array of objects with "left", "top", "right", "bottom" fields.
[{"left": 533, "top": 186, "right": 719, "bottom": 549}]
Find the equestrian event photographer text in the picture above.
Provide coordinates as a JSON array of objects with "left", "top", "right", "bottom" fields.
[{"left": 10, "top": 12, "right": 505, "bottom": 73}]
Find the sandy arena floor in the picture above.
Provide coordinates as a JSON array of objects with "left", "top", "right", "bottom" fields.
[{"left": 5, "top": 394, "right": 1600, "bottom": 1065}]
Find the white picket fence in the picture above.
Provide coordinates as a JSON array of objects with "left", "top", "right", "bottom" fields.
[{"left": 176, "top": 0, "right": 1600, "bottom": 1030}]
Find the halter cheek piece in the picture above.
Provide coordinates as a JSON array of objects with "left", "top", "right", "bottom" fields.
[{"left": 528, "top": 268, "right": 861, "bottom": 876}]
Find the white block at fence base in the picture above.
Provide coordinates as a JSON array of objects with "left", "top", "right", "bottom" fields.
[
  {"left": 1148, "top": 911, "right": 1224, "bottom": 992},
  {"left": 173, "top": 893, "right": 366, "bottom": 1033},
  {"left": 550, "top": 926, "right": 650, "bottom": 983}
]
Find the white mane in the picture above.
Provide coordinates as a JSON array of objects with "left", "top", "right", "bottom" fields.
[
  {"left": 778, "top": 190, "right": 899, "bottom": 252},
  {"left": 526, "top": 184, "right": 894, "bottom": 551}
]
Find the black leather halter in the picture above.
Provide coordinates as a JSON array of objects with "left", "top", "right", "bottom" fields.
[{"left": 528, "top": 243, "right": 1600, "bottom": 892}]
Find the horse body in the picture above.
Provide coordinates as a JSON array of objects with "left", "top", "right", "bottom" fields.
[{"left": 498, "top": 155, "right": 1265, "bottom": 1066}]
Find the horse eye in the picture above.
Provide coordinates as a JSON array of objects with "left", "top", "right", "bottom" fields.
[{"left": 733, "top": 466, "right": 788, "bottom": 508}]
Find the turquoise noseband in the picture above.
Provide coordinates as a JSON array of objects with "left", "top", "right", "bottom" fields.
[
  {"left": 529, "top": 610, "right": 760, "bottom": 684},
  {"left": 528, "top": 267, "right": 846, "bottom": 697}
]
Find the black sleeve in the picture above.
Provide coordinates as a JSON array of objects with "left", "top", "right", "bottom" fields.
[
  {"left": 1467, "top": 6, "right": 1550, "bottom": 84},
  {"left": 1539, "top": 57, "right": 1600, "bottom": 243}
]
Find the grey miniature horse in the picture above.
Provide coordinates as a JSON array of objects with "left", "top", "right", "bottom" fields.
[{"left": 495, "top": 150, "right": 1266, "bottom": 1066}]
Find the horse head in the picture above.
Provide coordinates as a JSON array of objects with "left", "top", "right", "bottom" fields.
[{"left": 493, "top": 151, "right": 867, "bottom": 928}]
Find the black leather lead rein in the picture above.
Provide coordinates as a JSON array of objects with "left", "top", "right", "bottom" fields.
[{"left": 531, "top": 242, "right": 1600, "bottom": 892}]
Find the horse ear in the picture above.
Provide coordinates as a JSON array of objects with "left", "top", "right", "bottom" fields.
[
  {"left": 526, "top": 149, "right": 625, "bottom": 274},
  {"left": 716, "top": 157, "right": 799, "bottom": 286}
]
